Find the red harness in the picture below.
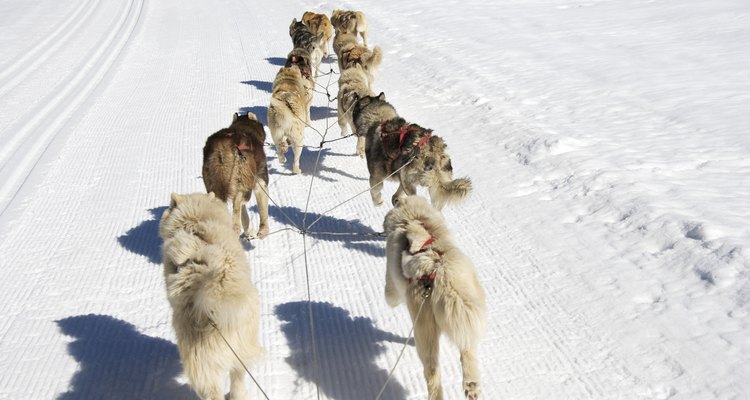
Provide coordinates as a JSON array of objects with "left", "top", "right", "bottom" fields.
[
  {"left": 225, "top": 131, "right": 253, "bottom": 152},
  {"left": 380, "top": 122, "right": 431, "bottom": 160},
  {"left": 408, "top": 236, "right": 438, "bottom": 289}
]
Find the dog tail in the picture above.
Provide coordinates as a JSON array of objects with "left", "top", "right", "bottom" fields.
[
  {"left": 430, "top": 177, "right": 472, "bottom": 210},
  {"left": 438, "top": 276, "right": 486, "bottom": 350},
  {"left": 166, "top": 239, "right": 254, "bottom": 330},
  {"left": 364, "top": 46, "right": 383, "bottom": 68}
]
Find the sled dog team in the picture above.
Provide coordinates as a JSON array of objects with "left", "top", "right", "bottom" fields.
[{"left": 160, "top": 9, "right": 486, "bottom": 400}]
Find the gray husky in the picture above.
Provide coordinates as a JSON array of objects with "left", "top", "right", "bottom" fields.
[
  {"left": 352, "top": 92, "right": 472, "bottom": 209},
  {"left": 289, "top": 18, "right": 324, "bottom": 77}
]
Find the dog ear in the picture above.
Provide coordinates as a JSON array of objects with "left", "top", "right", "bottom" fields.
[
  {"left": 405, "top": 221, "right": 432, "bottom": 254},
  {"left": 233, "top": 113, "right": 239, "bottom": 122},
  {"left": 378, "top": 92, "right": 386, "bottom": 101},
  {"left": 207, "top": 192, "right": 216, "bottom": 199},
  {"left": 170, "top": 193, "right": 183, "bottom": 208}
]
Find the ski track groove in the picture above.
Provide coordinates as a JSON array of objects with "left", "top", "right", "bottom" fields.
[
  {"left": 0, "top": 0, "right": 144, "bottom": 216},
  {"left": 0, "top": 0, "right": 99, "bottom": 96}
]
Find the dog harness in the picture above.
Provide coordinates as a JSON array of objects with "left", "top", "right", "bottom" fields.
[
  {"left": 380, "top": 122, "right": 431, "bottom": 160},
  {"left": 408, "top": 235, "right": 438, "bottom": 292},
  {"left": 224, "top": 131, "right": 253, "bottom": 153}
]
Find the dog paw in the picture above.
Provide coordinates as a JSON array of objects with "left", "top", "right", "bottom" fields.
[
  {"left": 292, "top": 166, "right": 301, "bottom": 175},
  {"left": 239, "top": 232, "right": 255, "bottom": 242},
  {"left": 464, "top": 382, "right": 480, "bottom": 399},
  {"left": 257, "top": 225, "right": 270, "bottom": 239}
]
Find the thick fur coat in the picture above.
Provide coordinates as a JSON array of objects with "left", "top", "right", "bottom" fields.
[
  {"left": 338, "top": 43, "right": 382, "bottom": 88},
  {"left": 285, "top": 47, "right": 314, "bottom": 89},
  {"left": 337, "top": 64, "right": 373, "bottom": 156},
  {"left": 352, "top": 92, "right": 472, "bottom": 209},
  {"left": 202, "top": 113, "right": 269, "bottom": 239},
  {"left": 267, "top": 65, "right": 310, "bottom": 174},
  {"left": 160, "top": 192, "right": 262, "bottom": 400},
  {"left": 302, "top": 11, "right": 333, "bottom": 56},
  {"left": 331, "top": 9, "right": 368, "bottom": 47},
  {"left": 289, "top": 18, "right": 324, "bottom": 76},
  {"left": 383, "top": 196, "right": 486, "bottom": 400}
]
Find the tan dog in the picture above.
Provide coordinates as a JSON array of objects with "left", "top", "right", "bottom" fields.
[
  {"left": 337, "top": 64, "right": 373, "bottom": 157},
  {"left": 383, "top": 195, "right": 486, "bottom": 400},
  {"left": 268, "top": 65, "right": 311, "bottom": 175},
  {"left": 338, "top": 42, "right": 382, "bottom": 90},
  {"left": 160, "top": 192, "right": 262, "bottom": 400},
  {"left": 333, "top": 30, "right": 358, "bottom": 62},
  {"left": 285, "top": 47, "right": 315, "bottom": 90},
  {"left": 202, "top": 113, "right": 269, "bottom": 240},
  {"left": 331, "top": 9, "right": 368, "bottom": 47},
  {"left": 302, "top": 11, "right": 334, "bottom": 56},
  {"left": 352, "top": 93, "right": 473, "bottom": 209}
]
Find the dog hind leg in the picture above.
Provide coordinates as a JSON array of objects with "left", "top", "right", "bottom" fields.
[
  {"left": 240, "top": 200, "right": 253, "bottom": 240},
  {"left": 186, "top": 365, "right": 224, "bottom": 400},
  {"left": 411, "top": 302, "right": 443, "bottom": 400},
  {"left": 290, "top": 137, "right": 303, "bottom": 175},
  {"left": 229, "top": 366, "right": 249, "bottom": 400},
  {"left": 368, "top": 174, "right": 384, "bottom": 206},
  {"left": 231, "top": 193, "right": 246, "bottom": 238},
  {"left": 460, "top": 348, "right": 481, "bottom": 400},
  {"left": 391, "top": 176, "right": 417, "bottom": 206},
  {"left": 356, "top": 136, "right": 365, "bottom": 158},
  {"left": 254, "top": 180, "right": 270, "bottom": 238}
]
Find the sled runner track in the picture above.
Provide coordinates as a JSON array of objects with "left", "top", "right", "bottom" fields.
[
  {"left": 0, "top": 0, "right": 143, "bottom": 216},
  {"left": 0, "top": 0, "right": 101, "bottom": 98}
]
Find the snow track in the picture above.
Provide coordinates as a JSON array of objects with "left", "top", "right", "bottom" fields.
[
  {"left": 0, "top": 0, "right": 748, "bottom": 399},
  {"left": 0, "top": 0, "right": 143, "bottom": 215}
]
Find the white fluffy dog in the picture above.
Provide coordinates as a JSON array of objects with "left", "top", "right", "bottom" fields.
[
  {"left": 383, "top": 196, "right": 486, "bottom": 400},
  {"left": 160, "top": 192, "right": 262, "bottom": 400}
]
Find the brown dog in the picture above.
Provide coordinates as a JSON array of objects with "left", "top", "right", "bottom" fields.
[
  {"left": 352, "top": 93, "right": 472, "bottom": 209},
  {"left": 202, "top": 113, "right": 269, "bottom": 240},
  {"left": 302, "top": 11, "right": 334, "bottom": 56}
]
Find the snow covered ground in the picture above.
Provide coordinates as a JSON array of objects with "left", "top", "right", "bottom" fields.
[{"left": 0, "top": 0, "right": 748, "bottom": 398}]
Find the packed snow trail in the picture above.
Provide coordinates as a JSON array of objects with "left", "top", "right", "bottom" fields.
[{"left": 0, "top": 0, "right": 748, "bottom": 399}]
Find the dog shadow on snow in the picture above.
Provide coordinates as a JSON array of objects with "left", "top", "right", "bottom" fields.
[
  {"left": 260, "top": 204, "right": 384, "bottom": 257},
  {"left": 117, "top": 206, "right": 166, "bottom": 264},
  {"left": 275, "top": 301, "right": 410, "bottom": 400},
  {"left": 269, "top": 145, "right": 366, "bottom": 183},
  {"left": 241, "top": 80, "right": 272, "bottom": 94},
  {"left": 56, "top": 314, "right": 197, "bottom": 400}
]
